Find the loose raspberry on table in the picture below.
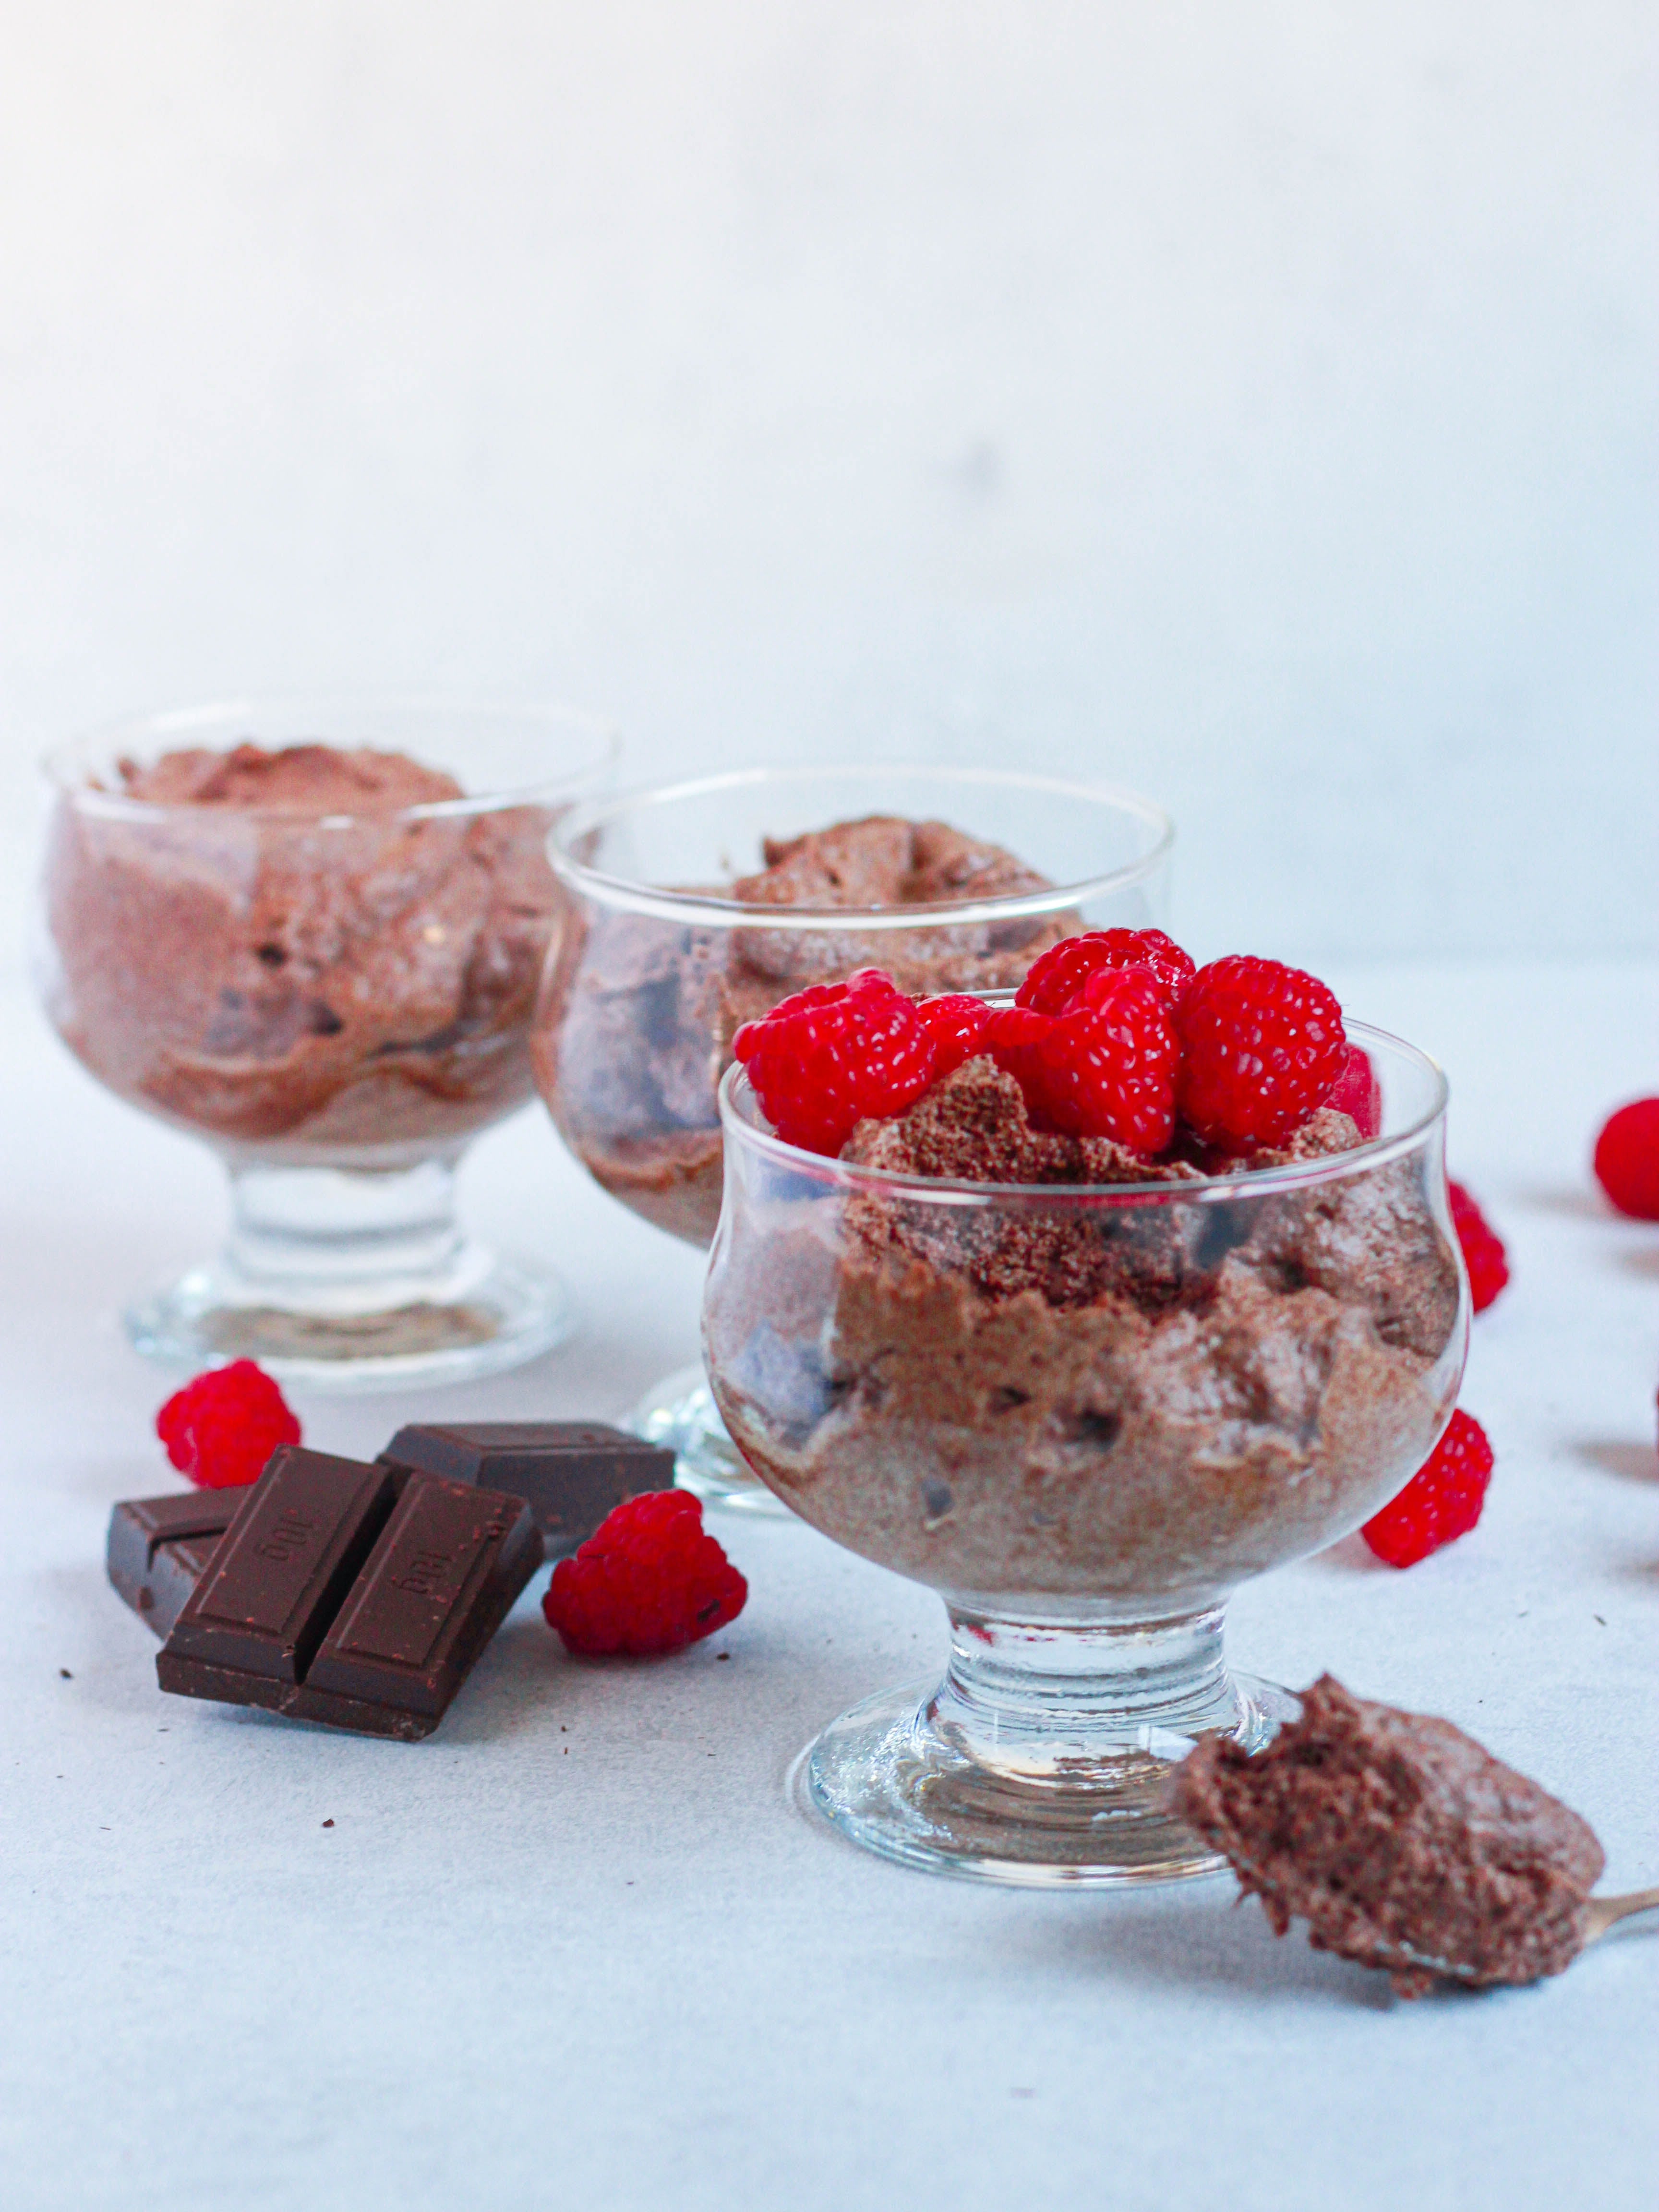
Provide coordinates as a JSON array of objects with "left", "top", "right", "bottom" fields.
[
  {"left": 1361, "top": 1409, "right": 1494, "bottom": 1568},
  {"left": 1032, "top": 967, "right": 1179, "bottom": 1151},
  {"left": 1592, "top": 1098, "right": 1659, "bottom": 1220},
  {"left": 156, "top": 1359, "right": 301, "bottom": 1490},
  {"left": 733, "top": 967, "right": 938, "bottom": 1154},
  {"left": 915, "top": 992, "right": 991, "bottom": 1079},
  {"left": 1016, "top": 928, "right": 1197, "bottom": 1017},
  {"left": 1325, "top": 1042, "right": 1382, "bottom": 1140},
  {"left": 1174, "top": 955, "right": 1346, "bottom": 1152},
  {"left": 542, "top": 1490, "right": 747, "bottom": 1657},
  {"left": 1448, "top": 1182, "right": 1510, "bottom": 1313}
]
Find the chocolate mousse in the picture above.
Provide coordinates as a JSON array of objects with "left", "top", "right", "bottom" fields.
[
  {"left": 708, "top": 1058, "right": 1461, "bottom": 1601},
  {"left": 1174, "top": 1675, "right": 1606, "bottom": 1996},
  {"left": 537, "top": 814, "right": 1073, "bottom": 1245},
  {"left": 44, "top": 743, "right": 563, "bottom": 1156}
]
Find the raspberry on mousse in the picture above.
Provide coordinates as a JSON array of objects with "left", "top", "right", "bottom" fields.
[
  {"left": 732, "top": 968, "right": 937, "bottom": 1156},
  {"left": 1015, "top": 927, "right": 1196, "bottom": 1018},
  {"left": 735, "top": 932, "right": 1361, "bottom": 1169},
  {"left": 1174, "top": 955, "right": 1347, "bottom": 1153}
]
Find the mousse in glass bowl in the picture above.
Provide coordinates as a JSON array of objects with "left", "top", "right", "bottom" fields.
[
  {"left": 702, "top": 962, "right": 1467, "bottom": 1882},
  {"left": 38, "top": 696, "right": 619, "bottom": 1389},
  {"left": 532, "top": 766, "right": 1175, "bottom": 1510}
]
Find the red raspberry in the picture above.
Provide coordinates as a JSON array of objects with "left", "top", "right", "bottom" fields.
[
  {"left": 1174, "top": 955, "right": 1346, "bottom": 1152},
  {"left": 733, "top": 968, "right": 937, "bottom": 1155},
  {"left": 1448, "top": 1182, "right": 1510, "bottom": 1313},
  {"left": 542, "top": 1491, "right": 747, "bottom": 1656},
  {"left": 915, "top": 993, "right": 991, "bottom": 1079},
  {"left": 981, "top": 1004, "right": 1054, "bottom": 1102},
  {"left": 1593, "top": 1099, "right": 1659, "bottom": 1220},
  {"left": 1032, "top": 968, "right": 1178, "bottom": 1151},
  {"left": 1326, "top": 1042, "right": 1382, "bottom": 1140},
  {"left": 156, "top": 1360, "right": 301, "bottom": 1490},
  {"left": 1361, "top": 1409, "right": 1494, "bottom": 1568},
  {"left": 1017, "top": 928, "right": 1196, "bottom": 1017}
]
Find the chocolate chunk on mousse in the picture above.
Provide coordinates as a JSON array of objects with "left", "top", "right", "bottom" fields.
[
  {"left": 842, "top": 1056, "right": 1208, "bottom": 1309},
  {"left": 1173, "top": 1675, "right": 1605, "bottom": 1996}
]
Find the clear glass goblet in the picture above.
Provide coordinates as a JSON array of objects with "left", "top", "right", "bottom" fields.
[
  {"left": 703, "top": 1027, "right": 1467, "bottom": 1883},
  {"left": 37, "top": 696, "right": 619, "bottom": 1391},
  {"left": 532, "top": 765, "right": 1174, "bottom": 1511}
]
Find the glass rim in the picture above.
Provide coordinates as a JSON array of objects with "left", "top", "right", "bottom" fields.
[
  {"left": 718, "top": 1019, "right": 1449, "bottom": 1206},
  {"left": 41, "top": 693, "right": 622, "bottom": 825},
  {"left": 547, "top": 764, "right": 1175, "bottom": 929}
]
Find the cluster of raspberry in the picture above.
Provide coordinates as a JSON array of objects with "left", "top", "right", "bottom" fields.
[
  {"left": 735, "top": 928, "right": 1521, "bottom": 1578},
  {"left": 734, "top": 927, "right": 1368, "bottom": 1162}
]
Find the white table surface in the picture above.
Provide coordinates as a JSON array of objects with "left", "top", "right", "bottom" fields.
[{"left": 3, "top": 958, "right": 1657, "bottom": 2212}]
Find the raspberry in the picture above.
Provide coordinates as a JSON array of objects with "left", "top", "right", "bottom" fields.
[
  {"left": 981, "top": 1004, "right": 1054, "bottom": 1102},
  {"left": 1326, "top": 1042, "right": 1382, "bottom": 1140},
  {"left": 1593, "top": 1099, "right": 1659, "bottom": 1220},
  {"left": 1361, "top": 1409, "right": 1494, "bottom": 1568},
  {"left": 156, "top": 1360, "right": 301, "bottom": 1490},
  {"left": 1016, "top": 928, "right": 1196, "bottom": 1017},
  {"left": 542, "top": 1491, "right": 747, "bottom": 1656},
  {"left": 1032, "top": 968, "right": 1178, "bottom": 1150},
  {"left": 915, "top": 992, "right": 991, "bottom": 1079},
  {"left": 733, "top": 968, "right": 937, "bottom": 1155},
  {"left": 1174, "top": 955, "right": 1346, "bottom": 1152},
  {"left": 1448, "top": 1182, "right": 1510, "bottom": 1313}
]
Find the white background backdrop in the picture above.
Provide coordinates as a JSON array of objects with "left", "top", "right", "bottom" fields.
[{"left": 1, "top": 1, "right": 1654, "bottom": 972}]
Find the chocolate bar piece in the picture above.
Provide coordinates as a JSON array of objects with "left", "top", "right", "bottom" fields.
[
  {"left": 108, "top": 1487, "right": 252, "bottom": 1636},
  {"left": 379, "top": 1421, "right": 673, "bottom": 1555},
  {"left": 156, "top": 1446, "right": 542, "bottom": 1740}
]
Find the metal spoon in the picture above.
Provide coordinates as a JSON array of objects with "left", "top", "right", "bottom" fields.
[{"left": 1584, "top": 1885, "right": 1659, "bottom": 1944}]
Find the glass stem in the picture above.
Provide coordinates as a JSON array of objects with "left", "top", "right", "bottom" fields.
[
  {"left": 930, "top": 1600, "right": 1243, "bottom": 1780},
  {"left": 226, "top": 1158, "right": 466, "bottom": 1292}
]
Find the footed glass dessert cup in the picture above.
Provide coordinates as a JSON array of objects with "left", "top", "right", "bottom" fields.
[
  {"left": 703, "top": 1027, "right": 1468, "bottom": 1883},
  {"left": 532, "top": 765, "right": 1174, "bottom": 1511},
  {"left": 38, "top": 697, "right": 619, "bottom": 1390}
]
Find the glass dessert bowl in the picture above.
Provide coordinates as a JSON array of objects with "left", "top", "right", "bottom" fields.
[
  {"left": 532, "top": 766, "right": 1174, "bottom": 1511},
  {"left": 38, "top": 696, "right": 619, "bottom": 1390},
  {"left": 703, "top": 1026, "right": 1468, "bottom": 1884}
]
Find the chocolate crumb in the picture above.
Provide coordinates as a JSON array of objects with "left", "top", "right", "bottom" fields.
[
  {"left": 321, "top": 1818, "right": 335, "bottom": 1828},
  {"left": 58, "top": 1668, "right": 72, "bottom": 1680}
]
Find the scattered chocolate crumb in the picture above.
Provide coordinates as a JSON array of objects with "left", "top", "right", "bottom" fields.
[
  {"left": 59, "top": 1668, "right": 72, "bottom": 1680},
  {"left": 321, "top": 1818, "right": 335, "bottom": 1828},
  {"left": 716, "top": 1651, "right": 731, "bottom": 1661}
]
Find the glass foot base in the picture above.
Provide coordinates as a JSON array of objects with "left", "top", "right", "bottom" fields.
[
  {"left": 627, "top": 1362, "right": 790, "bottom": 1516},
  {"left": 797, "top": 1669, "right": 1298, "bottom": 1888},
  {"left": 126, "top": 1241, "right": 575, "bottom": 1395}
]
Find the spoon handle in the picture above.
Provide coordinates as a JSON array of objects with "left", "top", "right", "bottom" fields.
[{"left": 1584, "top": 1886, "right": 1659, "bottom": 1943}]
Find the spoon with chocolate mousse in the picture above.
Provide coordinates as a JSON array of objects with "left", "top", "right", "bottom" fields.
[{"left": 1174, "top": 1674, "right": 1658, "bottom": 1996}]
